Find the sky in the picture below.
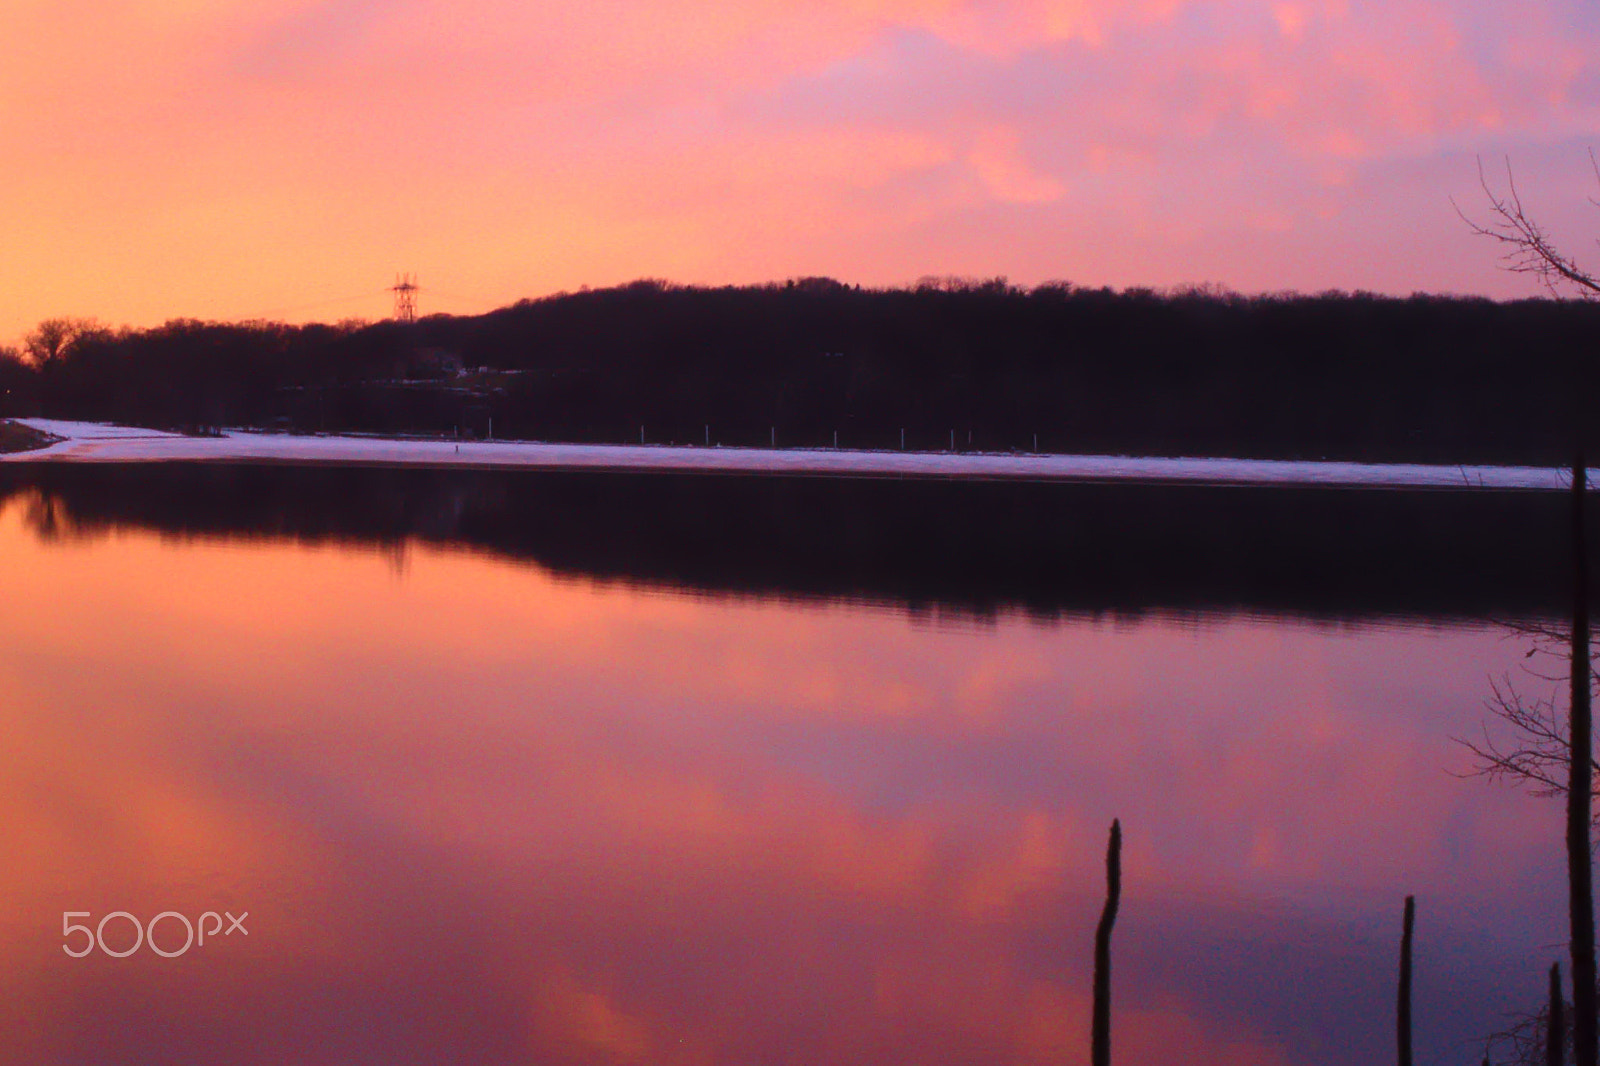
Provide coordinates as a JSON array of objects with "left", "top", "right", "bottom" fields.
[{"left": 6, "top": 0, "right": 1600, "bottom": 342}]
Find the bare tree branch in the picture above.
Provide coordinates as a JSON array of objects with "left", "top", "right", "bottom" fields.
[
  {"left": 1456, "top": 623, "right": 1600, "bottom": 827},
  {"left": 1453, "top": 157, "right": 1600, "bottom": 299},
  {"left": 1482, "top": 997, "right": 1575, "bottom": 1066}
]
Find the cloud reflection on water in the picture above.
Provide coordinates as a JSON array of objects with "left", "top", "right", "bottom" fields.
[{"left": 0, "top": 495, "right": 1566, "bottom": 1064}]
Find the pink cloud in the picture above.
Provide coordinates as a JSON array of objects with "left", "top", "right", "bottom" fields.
[{"left": 4, "top": 0, "right": 1600, "bottom": 336}]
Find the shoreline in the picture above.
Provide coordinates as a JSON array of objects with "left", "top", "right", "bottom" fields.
[{"left": 0, "top": 418, "right": 1585, "bottom": 491}]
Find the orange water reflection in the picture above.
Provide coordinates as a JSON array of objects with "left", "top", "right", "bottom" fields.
[{"left": 0, "top": 494, "right": 1564, "bottom": 1064}]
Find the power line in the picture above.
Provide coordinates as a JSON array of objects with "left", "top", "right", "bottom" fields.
[{"left": 245, "top": 290, "right": 389, "bottom": 321}]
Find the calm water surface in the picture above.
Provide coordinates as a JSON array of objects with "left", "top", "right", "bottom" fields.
[{"left": 0, "top": 476, "right": 1572, "bottom": 1065}]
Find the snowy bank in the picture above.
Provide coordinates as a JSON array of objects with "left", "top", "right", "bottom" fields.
[{"left": 0, "top": 419, "right": 1584, "bottom": 490}]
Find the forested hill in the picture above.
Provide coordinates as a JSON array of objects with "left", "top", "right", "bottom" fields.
[{"left": 5, "top": 278, "right": 1597, "bottom": 465}]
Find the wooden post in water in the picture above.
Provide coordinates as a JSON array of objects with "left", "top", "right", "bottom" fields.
[
  {"left": 1398, "top": 895, "right": 1414, "bottom": 1066},
  {"left": 1551, "top": 962, "right": 1567, "bottom": 1066},
  {"left": 1092, "top": 819, "right": 1121, "bottom": 1066},
  {"left": 1572, "top": 449, "right": 1597, "bottom": 1066}
]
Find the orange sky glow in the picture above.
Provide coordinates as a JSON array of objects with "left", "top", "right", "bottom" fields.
[{"left": 6, "top": 0, "right": 1600, "bottom": 342}]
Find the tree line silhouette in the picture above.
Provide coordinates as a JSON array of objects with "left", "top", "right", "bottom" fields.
[
  {"left": 5, "top": 462, "right": 1594, "bottom": 622},
  {"left": 5, "top": 277, "right": 1599, "bottom": 463}
]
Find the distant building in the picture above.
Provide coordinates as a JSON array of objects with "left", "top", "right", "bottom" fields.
[{"left": 395, "top": 347, "right": 465, "bottom": 380}]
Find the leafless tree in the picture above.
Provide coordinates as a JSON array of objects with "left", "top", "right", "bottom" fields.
[
  {"left": 1476, "top": 468, "right": 1599, "bottom": 1066},
  {"left": 1461, "top": 492, "right": 1598, "bottom": 1066},
  {"left": 1461, "top": 620, "right": 1600, "bottom": 819},
  {"left": 1459, "top": 158, "right": 1600, "bottom": 1066},
  {"left": 22, "top": 317, "right": 101, "bottom": 368},
  {"left": 1454, "top": 155, "right": 1600, "bottom": 298},
  {"left": 1482, "top": 994, "right": 1575, "bottom": 1066}
]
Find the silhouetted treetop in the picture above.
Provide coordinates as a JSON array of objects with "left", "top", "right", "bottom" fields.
[{"left": 6, "top": 279, "right": 1596, "bottom": 463}]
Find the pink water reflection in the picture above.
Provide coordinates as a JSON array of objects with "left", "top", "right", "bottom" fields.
[{"left": 0, "top": 495, "right": 1565, "bottom": 1064}]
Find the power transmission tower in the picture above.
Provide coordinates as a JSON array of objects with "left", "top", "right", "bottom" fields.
[{"left": 390, "top": 273, "right": 419, "bottom": 323}]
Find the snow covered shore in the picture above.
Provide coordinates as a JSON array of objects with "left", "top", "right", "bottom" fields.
[{"left": 0, "top": 418, "right": 1583, "bottom": 490}]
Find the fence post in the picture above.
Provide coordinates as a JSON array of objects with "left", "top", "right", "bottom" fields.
[
  {"left": 1398, "top": 895, "right": 1414, "bottom": 1066},
  {"left": 1092, "top": 819, "right": 1121, "bottom": 1066},
  {"left": 1552, "top": 962, "right": 1567, "bottom": 1066}
]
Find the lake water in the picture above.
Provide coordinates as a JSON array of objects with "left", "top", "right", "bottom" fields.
[{"left": 0, "top": 466, "right": 1580, "bottom": 1065}]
